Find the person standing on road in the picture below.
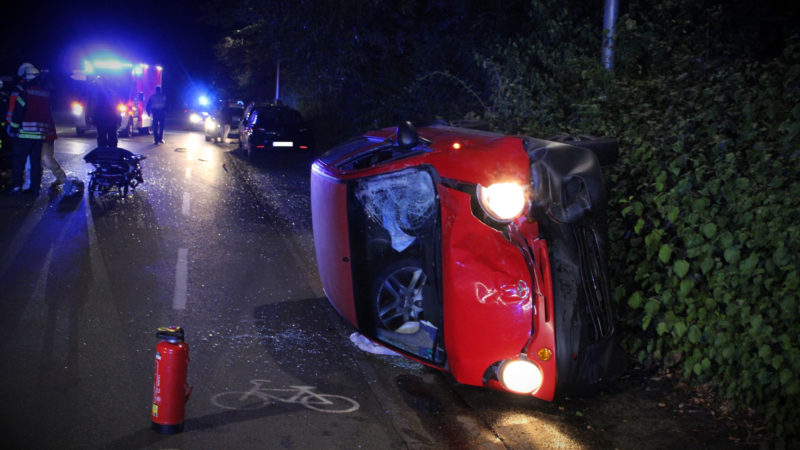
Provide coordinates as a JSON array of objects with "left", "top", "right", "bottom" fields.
[
  {"left": 147, "top": 86, "right": 166, "bottom": 144},
  {"left": 220, "top": 102, "right": 234, "bottom": 144},
  {"left": 87, "top": 76, "right": 120, "bottom": 148},
  {"left": 5, "top": 62, "right": 52, "bottom": 195},
  {"left": 42, "top": 111, "right": 66, "bottom": 189},
  {"left": 39, "top": 70, "right": 66, "bottom": 189}
]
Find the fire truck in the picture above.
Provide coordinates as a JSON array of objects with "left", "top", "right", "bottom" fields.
[{"left": 70, "top": 58, "right": 162, "bottom": 137}]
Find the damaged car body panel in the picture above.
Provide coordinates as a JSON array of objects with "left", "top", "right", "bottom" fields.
[{"left": 311, "top": 122, "right": 623, "bottom": 401}]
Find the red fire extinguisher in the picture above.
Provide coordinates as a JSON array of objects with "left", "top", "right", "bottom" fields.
[{"left": 152, "top": 326, "right": 192, "bottom": 434}]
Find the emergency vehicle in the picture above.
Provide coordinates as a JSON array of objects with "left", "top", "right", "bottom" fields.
[{"left": 70, "top": 58, "right": 162, "bottom": 137}]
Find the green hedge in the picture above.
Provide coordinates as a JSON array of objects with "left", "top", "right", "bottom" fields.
[{"left": 478, "top": 0, "right": 800, "bottom": 439}]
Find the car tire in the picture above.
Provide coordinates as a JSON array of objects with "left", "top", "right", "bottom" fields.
[
  {"left": 76, "top": 127, "right": 85, "bottom": 137},
  {"left": 204, "top": 135, "right": 211, "bottom": 142},
  {"left": 371, "top": 259, "right": 428, "bottom": 332}
]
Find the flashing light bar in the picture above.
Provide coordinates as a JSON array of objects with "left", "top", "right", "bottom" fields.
[{"left": 83, "top": 59, "right": 134, "bottom": 74}]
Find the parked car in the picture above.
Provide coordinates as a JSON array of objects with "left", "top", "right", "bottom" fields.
[
  {"left": 205, "top": 103, "right": 243, "bottom": 143},
  {"left": 311, "top": 121, "right": 624, "bottom": 400},
  {"left": 238, "top": 103, "right": 313, "bottom": 159}
]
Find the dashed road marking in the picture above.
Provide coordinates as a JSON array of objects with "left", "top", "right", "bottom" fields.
[
  {"left": 173, "top": 248, "right": 188, "bottom": 310},
  {"left": 182, "top": 192, "right": 191, "bottom": 216}
]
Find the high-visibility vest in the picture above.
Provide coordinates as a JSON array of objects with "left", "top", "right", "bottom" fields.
[{"left": 6, "top": 82, "right": 51, "bottom": 140}]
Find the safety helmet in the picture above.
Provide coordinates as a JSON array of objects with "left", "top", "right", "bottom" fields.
[{"left": 17, "top": 62, "right": 40, "bottom": 81}]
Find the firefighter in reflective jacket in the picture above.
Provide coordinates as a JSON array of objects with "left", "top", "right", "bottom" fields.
[{"left": 5, "top": 62, "right": 52, "bottom": 194}]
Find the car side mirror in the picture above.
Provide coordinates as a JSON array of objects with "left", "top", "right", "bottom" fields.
[{"left": 396, "top": 121, "right": 418, "bottom": 149}]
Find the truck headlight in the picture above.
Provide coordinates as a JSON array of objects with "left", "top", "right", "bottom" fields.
[
  {"left": 498, "top": 359, "right": 543, "bottom": 394},
  {"left": 477, "top": 182, "right": 527, "bottom": 222}
]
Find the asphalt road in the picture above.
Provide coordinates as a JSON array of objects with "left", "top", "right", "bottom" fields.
[{"left": 0, "top": 118, "right": 765, "bottom": 449}]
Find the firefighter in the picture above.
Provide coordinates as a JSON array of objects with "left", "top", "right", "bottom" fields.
[
  {"left": 87, "top": 76, "right": 121, "bottom": 148},
  {"left": 147, "top": 86, "right": 166, "bottom": 144},
  {"left": 5, "top": 63, "right": 52, "bottom": 195}
]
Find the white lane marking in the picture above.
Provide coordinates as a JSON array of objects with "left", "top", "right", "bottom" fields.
[
  {"left": 173, "top": 248, "right": 189, "bottom": 310},
  {"left": 185, "top": 167, "right": 192, "bottom": 180},
  {"left": 182, "top": 192, "right": 191, "bottom": 216}
]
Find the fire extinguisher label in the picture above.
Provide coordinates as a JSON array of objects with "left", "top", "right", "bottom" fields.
[{"left": 152, "top": 404, "right": 158, "bottom": 417}]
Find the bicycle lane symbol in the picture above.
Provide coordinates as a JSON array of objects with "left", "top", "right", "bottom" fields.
[{"left": 211, "top": 379, "right": 360, "bottom": 414}]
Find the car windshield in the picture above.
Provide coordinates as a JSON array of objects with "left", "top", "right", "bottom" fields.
[
  {"left": 254, "top": 109, "right": 303, "bottom": 128},
  {"left": 219, "top": 107, "right": 242, "bottom": 120}
]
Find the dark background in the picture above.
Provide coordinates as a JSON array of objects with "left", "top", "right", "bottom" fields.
[{"left": 1, "top": 0, "right": 217, "bottom": 109}]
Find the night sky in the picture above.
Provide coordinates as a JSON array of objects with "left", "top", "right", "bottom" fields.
[{"left": 1, "top": 0, "right": 219, "bottom": 107}]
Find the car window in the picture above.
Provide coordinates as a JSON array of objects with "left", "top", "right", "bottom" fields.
[
  {"left": 281, "top": 111, "right": 303, "bottom": 127},
  {"left": 254, "top": 109, "right": 280, "bottom": 128}
]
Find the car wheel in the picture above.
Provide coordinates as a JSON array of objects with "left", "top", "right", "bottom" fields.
[
  {"left": 76, "top": 127, "right": 85, "bottom": 137},
  {"left": 204, "top": 135, "right": 211, "bottom": 142},
  {"left": 372, "top": 260, "right": 427, "bottom": 333}
]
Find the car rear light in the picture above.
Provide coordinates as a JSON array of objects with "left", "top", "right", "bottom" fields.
[
  {"left": 299, "top": 145, "right": 308, "bottom": 150},
  {"left": 498, "top": 358, "right": 543, "bottom": 394},
  {"left": 256, "top": 145, "right": 265, "bottom": 148}
]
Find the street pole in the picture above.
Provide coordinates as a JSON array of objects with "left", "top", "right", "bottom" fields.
[
  {"left": 275, "top": 60, "right": 280, "bottom": 103},
  {"left": 601, "top": 0, "right": 619, "bottom": 71}
]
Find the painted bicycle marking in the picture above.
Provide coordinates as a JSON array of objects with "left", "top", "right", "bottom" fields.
[{"left": 211, "top": 379, "right": 360, "bottom": 414}]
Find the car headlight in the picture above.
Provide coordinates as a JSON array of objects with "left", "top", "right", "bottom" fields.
[
  {"left": 189, "top": 113, "right": 202, "bottom": 124},
  {"left": 71, "top": 102, "right": 84, "bottom": 116},
  {"left": 476, "top": 182, "right": 527, "bottom": 222},
  {"left": 204, "top": 118, "right": 217, "bottom": 132},
  {"left": 498, "top": 358, "right": 543, "bottom": 394}
]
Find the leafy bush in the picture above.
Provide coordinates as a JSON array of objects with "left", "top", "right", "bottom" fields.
[
  {"left": 604, "top": 40, "right": 800, "bottom": 439},
  {"left": 480, "top": 0, "right": 800, "bottom": 439}
]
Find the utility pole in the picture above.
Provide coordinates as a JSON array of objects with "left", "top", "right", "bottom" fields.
[
  {"left": 601, "top": 0, "right": 619, "bottom": 71},
  {"left": 275, "top": 60, "right": 280, "bottom": 103}
]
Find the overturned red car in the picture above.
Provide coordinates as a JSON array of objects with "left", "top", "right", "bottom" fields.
[{"left": 311, "top": 121, "right": 624, "bottom": 400}]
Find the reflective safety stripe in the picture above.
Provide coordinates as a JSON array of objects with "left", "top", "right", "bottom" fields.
[
  {"left": 18, "top": 121, "right": 49, "bottom": 139},
  {"left": 18, "top": 131, "right": 48, "bottom": 140}
]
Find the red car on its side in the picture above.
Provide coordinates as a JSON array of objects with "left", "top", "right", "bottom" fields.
[{"left": 311, "top": 121, "right": 624, "bottom": 400}]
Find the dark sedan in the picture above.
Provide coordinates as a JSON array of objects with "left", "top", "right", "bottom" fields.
[{"left": 238, "top": 104, "right": 313, "bottom": 159}]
